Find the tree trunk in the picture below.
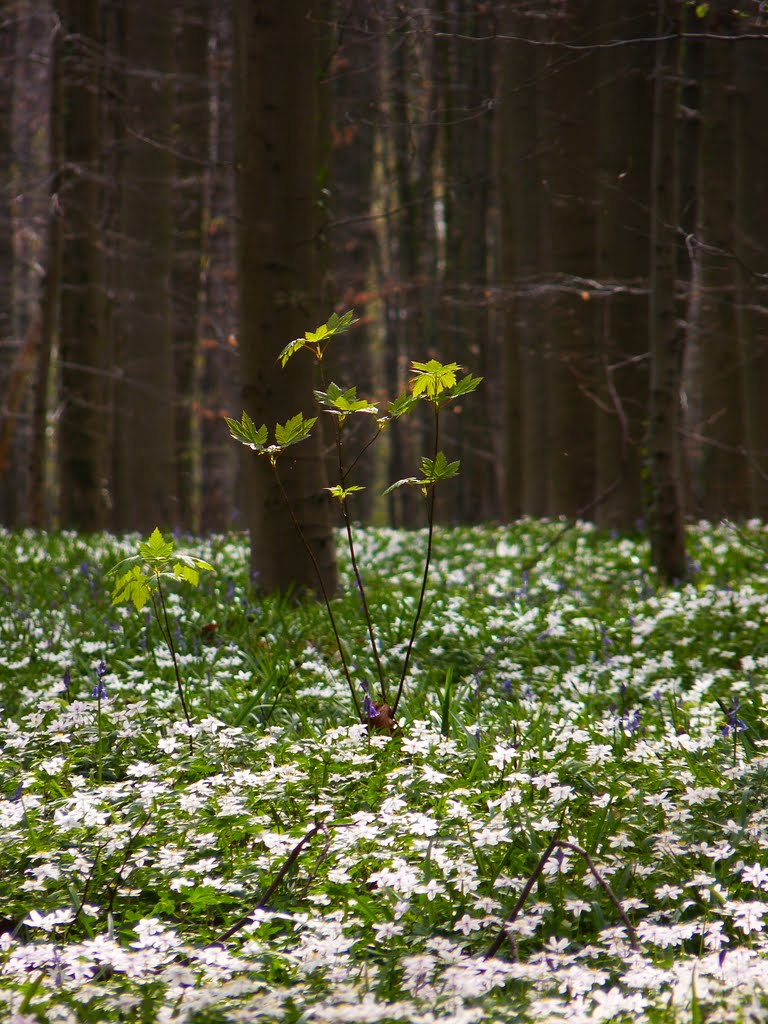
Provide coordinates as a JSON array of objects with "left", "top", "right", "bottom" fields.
[
  {"left": 647, "top": 0, "right": 687, "bottom": 582},
  {"left": 172, "top": 0, "right": 210, "bottom": 532},
  {"left": 436, "top": 0, "right": 497, "bottom": 522},
  {"left": 594, "top": 0, "right": 654, "bottom": 529},
  {"left": 200, "top": 0, "right": 239, "bottom": 533},
  {"left": 695, "top": 7, "right": 749, "bottom": 520},
  {"left": 57, "top": 0, "right": 108, "bottom": 530},
  {"left": 496, "top": 3, "right": 547, "bottom": 520},
  {"left": 326, "top": 0, "right": 380, "bottom": 523},
  {"left": 733, "top": 17, "right": 768, "bottom": 516},
  {"left": 233, "top": 0, "right": 337, "bottom": 594},
  {"left": 383, "top": 1, "right": 438, "bottom": 527},
  {"left": 113, "top": 0, "right": 176, "bottom": 532},
  {"left": 0, "top": 6, "right": 18, "bottom": 524},
  {"left": 539, "top": 0, "right": 599, "bottom": 518}
]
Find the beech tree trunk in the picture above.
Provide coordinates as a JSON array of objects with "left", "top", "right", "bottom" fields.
[
  {"left": 594, "top": 0, "right": 654, "bottom": 529},
  {"left": 172, "top": 0, "right": 210, "bottom": 533},
  {"left": 234, "top": 1, "right": 337, "bottom": 594},
  {"left": 733, "top": 20, "right": 768, "bottom": 516},
  {"left": 57, "top": 0, "right": 108, "bottom": 530},
  {"left": 647, "top": 0, "right": 687, "bottom": 582},
  {"left": 113, "top": 1, "right": 176, "bottom": 532},
  {"left": 539, "top": 0, "right": 598, "bottom": 518},
  {"left": 695, "top": 8, "right": 749, "bottom": 519}
]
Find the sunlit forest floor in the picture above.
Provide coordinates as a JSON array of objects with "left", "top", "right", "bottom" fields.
[{"left": 2, "top": 520, "right": 768, "bottom": 1023}]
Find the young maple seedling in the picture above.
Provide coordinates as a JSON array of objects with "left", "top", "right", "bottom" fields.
[
  {"left": 226, "top": 310, "right": 481, "bottom": 731},
  {"left": 107, "top": 528, "right": 214, "bottom": 746}
]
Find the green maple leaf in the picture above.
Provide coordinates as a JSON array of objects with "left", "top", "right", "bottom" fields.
[
  {"left": 225, "top": 412, "right": 268, "bottom": 451},
  {"left": 410, "top": 360, "right": 462, "bottom": 400},
  {"left": 274, "top": 413, "right": 317, "bottom": 447}
]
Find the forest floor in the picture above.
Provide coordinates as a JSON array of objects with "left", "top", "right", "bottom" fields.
[{"left": 1, "top": 520, "right": 768, "bottom": 1023}]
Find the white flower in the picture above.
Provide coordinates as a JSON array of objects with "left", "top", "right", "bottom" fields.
[
  {"left": 741, "top": 863, "right": 768, "bottom": 890},
  {"left": 23, "top": 908, "right": 74, "bottom": 931}
]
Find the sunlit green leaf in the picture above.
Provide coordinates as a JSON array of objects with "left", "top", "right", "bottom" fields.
[
  {"left": 274, "top": 412, "right": 317, "bottom": 447},
  {"left": 410, "top": 359, "right": 461, "bottom": 400},
  {"left": 225, "top": 412, "right": 268, "bottom": 451}
]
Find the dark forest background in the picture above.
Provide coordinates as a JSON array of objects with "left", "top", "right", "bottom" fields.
[{"left": 1, "top": 1, "right": 767, "bottom": 586}]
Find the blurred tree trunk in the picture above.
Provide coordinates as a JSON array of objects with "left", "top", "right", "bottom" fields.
[
  {"left": 200, "top": 0, "right": 239, "bottom": 533},
  {"left": 382, "top": 1, "right": 438, "bottom": 527},
  {"left": 233, "top": 0, "right": 337, "bottom": 594},
  {"left": 0, "top": 7, "right": 18, "bottom": 524},
  {"left": 539, "top": 0, "right": 598, "bottom": 518},
  {"left": 734, "top": 18, "right": 768, "bottom": 517},
  {"left": 594, "top": 1, "right": 654, "bottom": 529},
  {"left": 695, "top": 6, "right": 749, "bottom": 520},
  {"left": 326, "top": 0, "right": 380, "bottom": 523},
  {"left": 647, "top": 0, "right": 687, "bottom": 582},
  {"left": 3, "top": 2, "right": 52, "bottom": 524},
  {"left": 113, "top": 1, "right": 176, "bottom": 531},
  {"left": 437, "top": 0, "right": 497, "bottom": 522},
  {"left": 57, "top": 0, "right": 108, "bottom": 530},
  {"left": 172, "top": 0, "right": 210, "bottom": 532},
  {"left": 496, "top": 3, "right": 547, "bottom": 520}
]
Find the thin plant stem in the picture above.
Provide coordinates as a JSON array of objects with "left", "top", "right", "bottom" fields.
[
  {"left": 485, "top": 833, "right": 560, "bottom": 959},
  {"left": 272, "top": 463, "right": 363, "bottom": 721},
  {"left": 334, "top": 423, "right": 388, "bottom": 705},
  {"left": 207, "top": 822, "right": 324, "bottom": 947},
  {"left": 95, "top": 691, "right": 103, "bottom": 784},
  {"left": 151, "top": 581, "right": 194, "bottom": 750},
  {"left": 392, "top": 403, "right": 440, "bottom": 716},
  {"left": 557, "top": 840, "right": 639, "bottom": 950}
]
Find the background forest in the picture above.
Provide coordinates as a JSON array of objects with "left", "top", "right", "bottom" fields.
[{"left": 0, "top": 1, "right": 767, "bottom": 585}]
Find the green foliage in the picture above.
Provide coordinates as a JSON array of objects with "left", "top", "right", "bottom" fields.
[
  {"left": 314, "top": 382, "right": 379, "bottom": 424},
  {"left": 228, "top": 309, "right": 482, "bottom": 726},
  {"left": 107, "top": 528, "right": 214, "bottom": 735},
  {"left": 278, "top": 309, "right": 358, "bottom": 367},
  {"left": 410, "top": 358, "right": 461, "bottom": 399},
  {"left": 225, "top": 411, "right": 317, "bottom": 466},
  {"left": 223, "top": 411, "right": 268, "bottom": 452},
  {"left": 109, "top": 527, "right": 214, "bottom": 612}
]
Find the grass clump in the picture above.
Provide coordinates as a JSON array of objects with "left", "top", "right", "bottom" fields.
[{"left": 1, "top": 520, "right": 768, "bottom": 1021}]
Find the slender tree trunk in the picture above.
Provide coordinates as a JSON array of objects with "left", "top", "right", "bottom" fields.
[
  {"left": 234, "top": 1, "right": 337, "bottom": 594},
  {"left": 113, "top": 0, "right": 176, "bottom": 531},
  {"left": 695, "top": 7, "right": 749, "bottom": 520},
  {"left": 539, "top": 0, "right": 599, "bottom": 518},
  {"left": 647, "top": 0, "right": 687, "bottom": 582},
  {"left": 57, "top": 0, "right": 108, "bottom": 530},
  {"left": 383, "top": 1, "right": 438, "bottom": 527},
  {"left": 733, "top": 18, "right": 768, "bottom": 516},
  {"left": 0, "top": 6, "right": 18, "bottom": 524},
  {"left": 496, "top": 3, "right": 548, "bottom": 520},
  {"left": 172, "top": 0, "right": 210, "bottom": 533},
  {"left": 594, "top": 0, "right": 654, "bottom": 529},
  {"left": 200, "top": 0, "right": 239, "bottom": 533},
  {"left": 326, "top": 1, "right": 380, "bottom": 523},
  {"left": 436, "top": 0, "right": 497, "bottom": 522}
]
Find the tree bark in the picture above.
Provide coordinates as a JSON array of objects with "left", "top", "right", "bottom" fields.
[
  {"left": 695, "top": 6, "right": 749, "bottom": 519},
  {"left": 647, "top": 0, "right": 687, "bottom": 582},
  {"left": 0, "top": 6, "right": 18, "bottom": 524},
  {"left": 172, "top": 0, "right": 210, "bottom": 532},
  {"left": 539, "top": 0, "right": 599, "bottom": 518},
  {"left": 496, "top": 3, "right": 548, "bottom": 520},
  {"left": 594, "top": 0, "right": 654, "bottom": 529},
  {"left": 233, "top": 1, "right": 337, "bottom": 594},
  {"left": 113, "top": 1, "right": 176, "bottom": 532},
  {"left": 57, "top": 0, "right": 108, "bottom": 530},
  {"left": 733, "top": 15, "right": 768, "bottom": 517},
  {"left": 436, "top": 0, "right": 497, "bottom": 522}
]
